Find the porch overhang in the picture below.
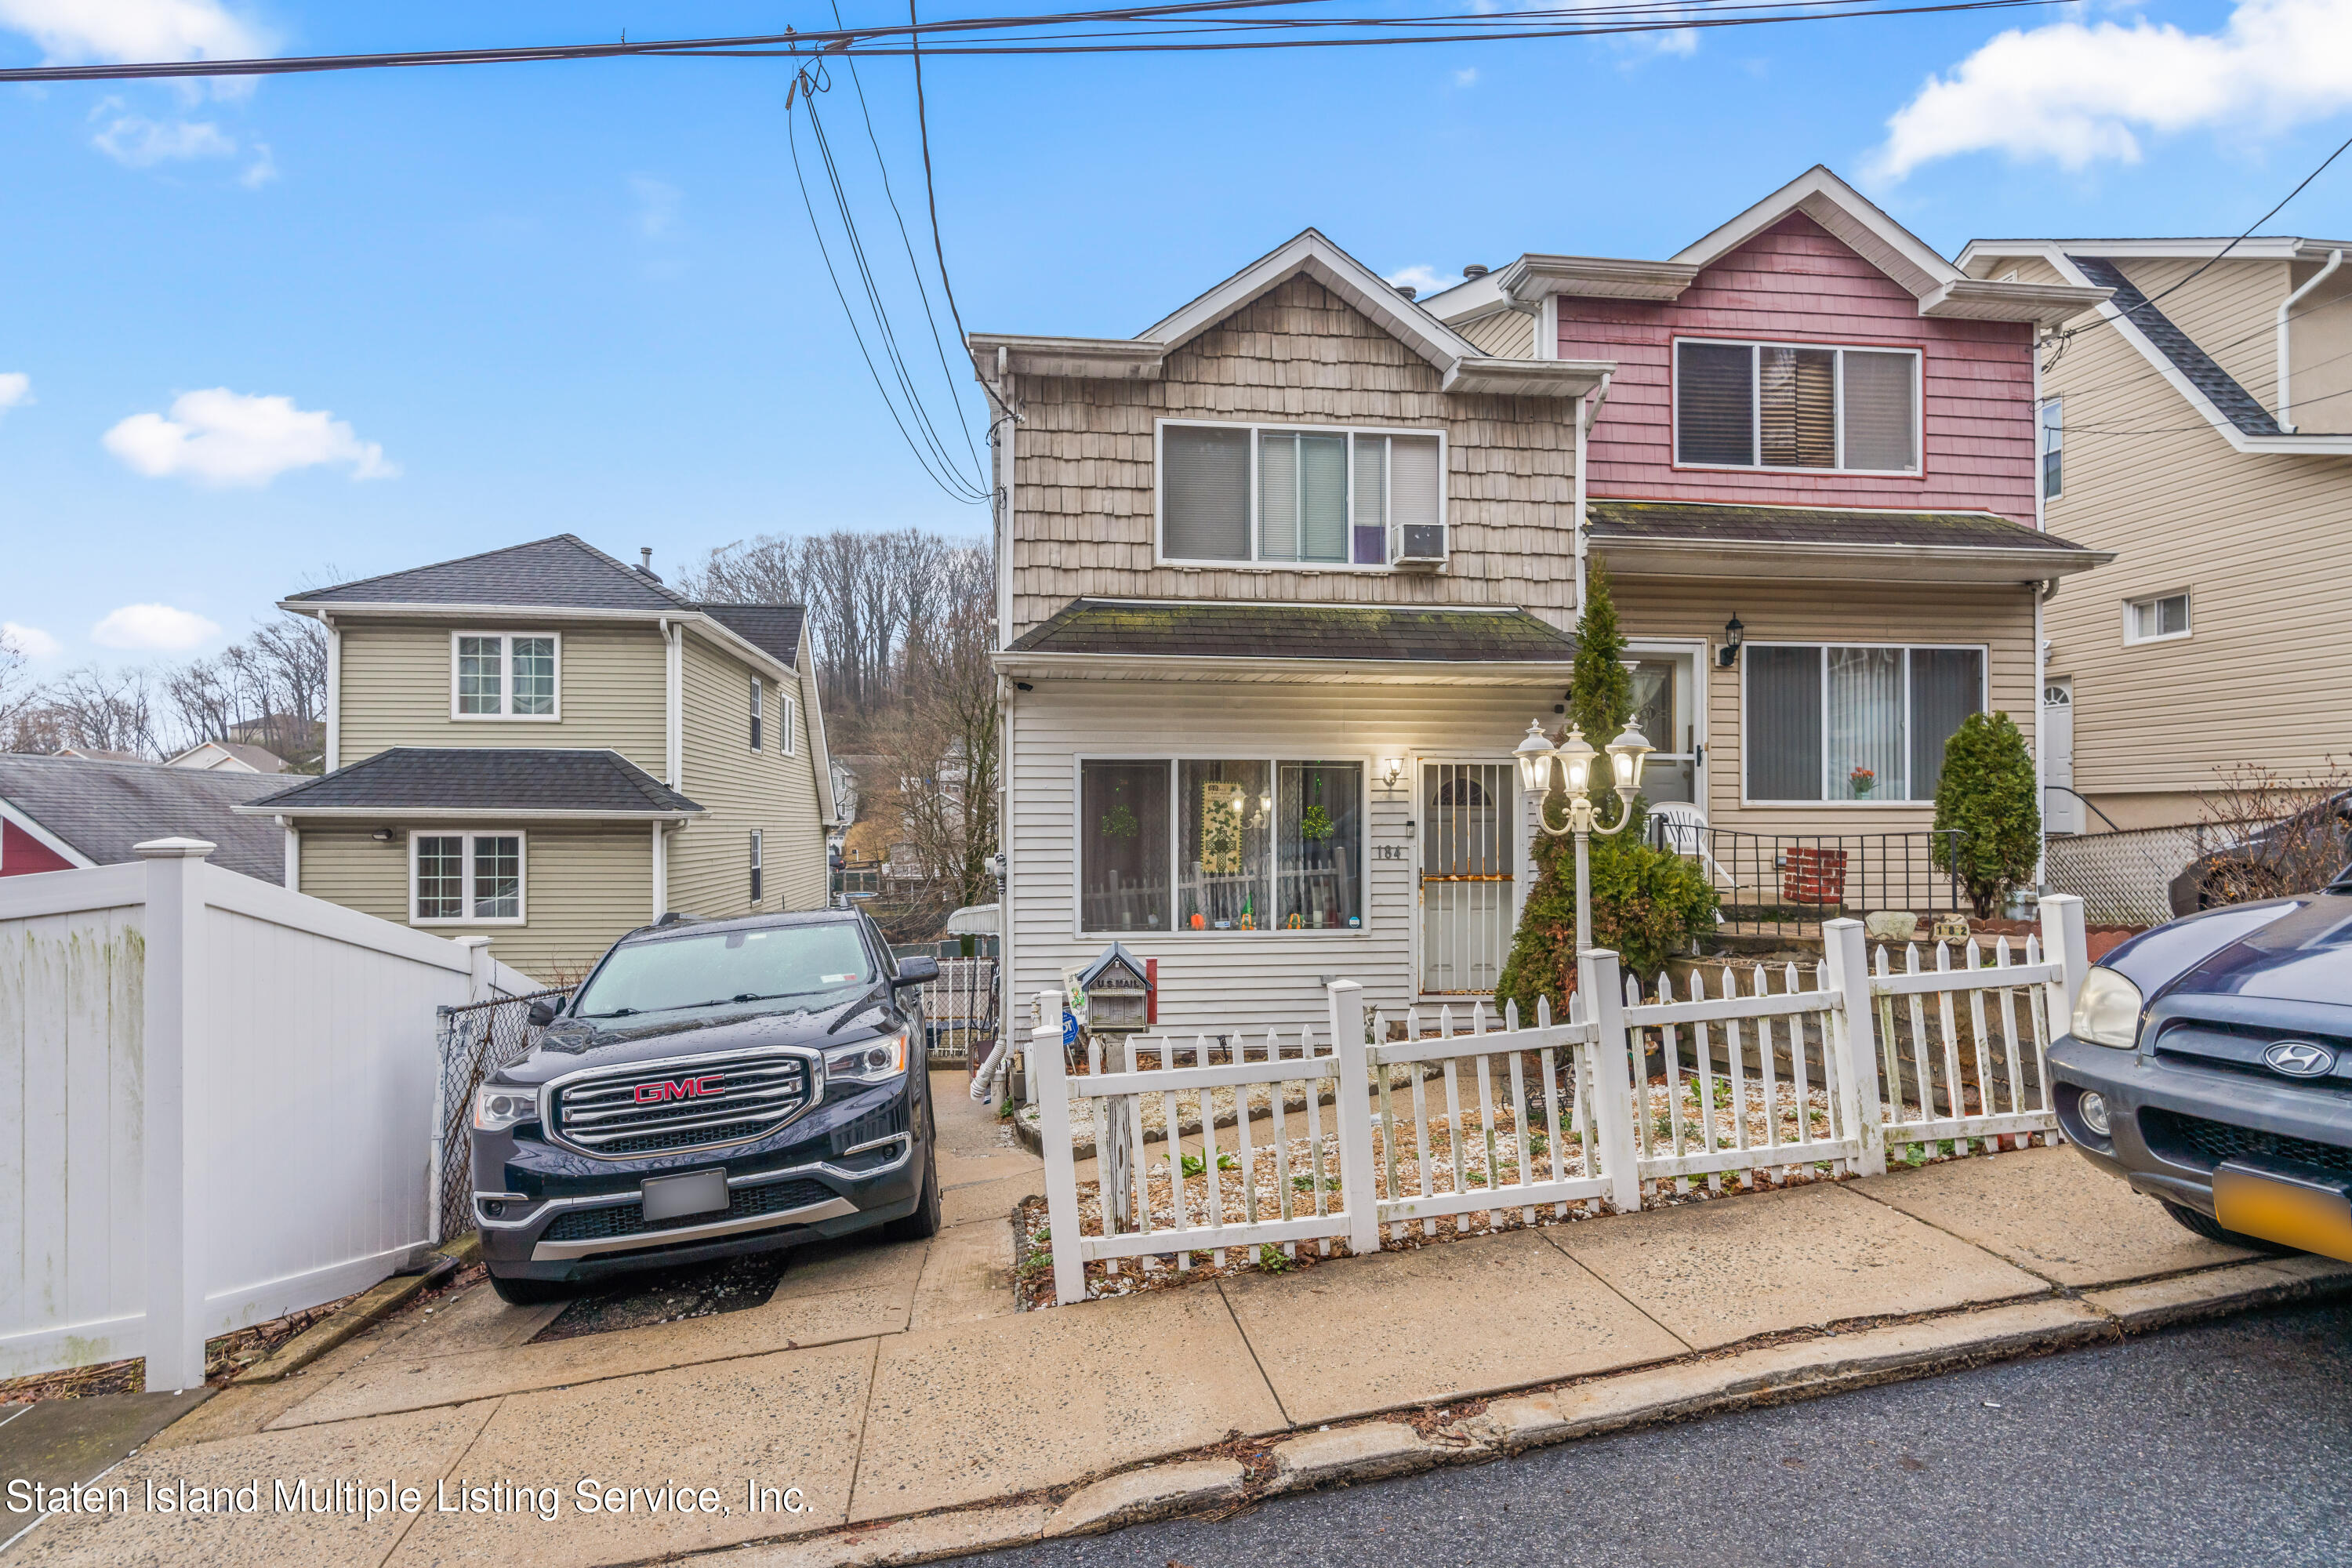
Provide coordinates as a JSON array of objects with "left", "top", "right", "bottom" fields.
[
  {"left": 993, "top": 650, "right": 1577, "bottom": 686},
  {"left": 1585, "top": 499, "right": 2114, "bottom": 585},
  {"left": 999, "top": 599, "right": 1581, "bottom": 684},
  {"left": 233, "top": 747, "right": 707, "bottom": 822}
]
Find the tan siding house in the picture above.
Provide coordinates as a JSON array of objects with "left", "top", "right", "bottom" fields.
[
  {"left": 978, "top": 169, "right": 2107, "bottom": 1033},
  {"left": 241, "top": 537, "right": 838, "bottom": 983},
  {"left": 1958, "top": 236, "right": 2352, "bottom": 830}
]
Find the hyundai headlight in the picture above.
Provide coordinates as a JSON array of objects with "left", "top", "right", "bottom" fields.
[
  {"left": 827, "top": 1031, "right": 909, "bottom": 1085},
  {"left": 2071, "top": 966, "right": 2144, "bottom": 1049},
  {"left": 474, "top": 1083, "right": 537, "bottom": 1131}
]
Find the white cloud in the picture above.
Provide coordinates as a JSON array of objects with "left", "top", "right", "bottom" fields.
[
  {"left": 2, "top": 622, "right": 62, "bottom": 660},
  {"left": 0, "top": 372, "right": 29, "bottom": 416},
  {"left": 103, "top": 388, "right": 397, "bottom": 488},
  {"left": 91, "top": 103, "right": 236, "bottom": 167},
  {"left": 1453, "top": 67, "right": 1479, "bottom": 87},
  {"left": 239, "top": 140, "right": 275, "bottom": 187},
  {"left": 1872, "top": 0, "right": 2352, "bottom": 180},
  {"left": 0, "top": 0, "right": 263, "bottom": 64},
  {"left": 1384, "top": 264, "right": 1462, "bottom": 296},
  {"left": 630, "top": 176, "right": 682, "bottom": 238},
  {"left": 91, "top": 604, "right": 220, "bottom": 652}
]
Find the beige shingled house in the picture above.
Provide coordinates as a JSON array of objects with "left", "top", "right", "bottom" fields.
[
  {"left": 1956, "top": 234, "right": 2352, "bottom": 833},
  {"left": 238, "top": 536, "right": 838, "bottom": 981}
]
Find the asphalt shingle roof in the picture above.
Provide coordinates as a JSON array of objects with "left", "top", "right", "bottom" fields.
[
  {"left": 695, "top": 603, "right": 807, "bottom": 670},
  {"left": 2066, "top": 256, "right": 2284, "bottom": 438},
  {"left": 288, "top": 535, "right": 691, "bottom": 611},
  {"left": 249, "top": 749, "right": 702, "bottom": 815},
  {"left": 0, "top": 754, "right": 290, "bottom": 882},
  {"left": 1584, "top": 499, "right": 2092, "bottom": 553},
  {"left": 1005, "top": 600, "right": 1577, "bottom": 662}
]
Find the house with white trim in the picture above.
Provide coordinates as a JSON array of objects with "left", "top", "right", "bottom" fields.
[
  {"left": 974, "top": 166, "right": 2112, "bottom": 1031},
  {"left": 1955, "top": 233, "right": 2352, "bottom": 833}
]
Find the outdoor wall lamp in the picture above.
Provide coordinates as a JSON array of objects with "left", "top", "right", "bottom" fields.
[
  {"left": 371, "top": 828, "right": 394, "bottom": 843},
  {"left": 1380, "top": 757, "right": 1405, "bottom": 794},
  {"left": 1515, "top": 717, "right": 1654, "bottom": 953},
  {"left": 1717, "top": 613, "right": 1745, "bottom": 669}
]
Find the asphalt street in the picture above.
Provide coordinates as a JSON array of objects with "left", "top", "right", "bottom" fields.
[{"left": 951, "top": 1299, "right": 2352, "bottom": 1568}]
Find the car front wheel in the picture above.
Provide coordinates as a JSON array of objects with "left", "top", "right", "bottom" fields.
[{"left": 882, "top": 1150, "right": 942, "bottom": 1242}]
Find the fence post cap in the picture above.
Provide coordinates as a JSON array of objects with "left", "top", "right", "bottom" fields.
[
  {"left": 133, "top": 837, "right": 216, "bottom": 859},
  {"left": 452, "top": 935, "right": 494, "bottom": 949},
  {"left": 1324, "top": 977, "right": 1363, "bottom": 995},
  {"left": 1820, "top": 916, "right": 1865, "bottom": 933}
]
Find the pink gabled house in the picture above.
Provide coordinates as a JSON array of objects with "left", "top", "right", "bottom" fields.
[
  {"left": 976, "top": 166, "right": 2115, "bottom": 1030},
  {"left": 1426, "top": 166, "right": 2111, "bottom": 840}
]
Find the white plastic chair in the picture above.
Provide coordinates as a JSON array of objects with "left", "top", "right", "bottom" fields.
[{"left": 1650, "top": 801, "right": 1728, "bottom": 886}]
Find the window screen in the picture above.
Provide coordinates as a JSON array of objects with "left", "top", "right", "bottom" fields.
[
  {"left": 1162, "top": 424, "right": 1250, "bottom": 561},
  {"left": 1676, "top": 342, "right": 1756, "bottom": 466},
  {"left": 1842, "top": 350, "right": 1918, "bottom": 471},
  {"left": 1746, "top": 646, "right": 1823, "bottom": 800},
  {"left": 1258, "top": 431, "right": 1348, "bottom": 564}
]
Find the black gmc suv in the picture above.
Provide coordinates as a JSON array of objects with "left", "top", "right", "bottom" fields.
[{"left": 468, "top": 909, "right": 940, "bottom": 1304}]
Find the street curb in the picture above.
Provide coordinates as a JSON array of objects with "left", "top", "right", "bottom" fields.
[
  {"left": 230, "top": 1246, "right": 463, "bottom": 1386},
  {"left": 694, "top": 1258, "right": 2351, "bottom": 1568}
]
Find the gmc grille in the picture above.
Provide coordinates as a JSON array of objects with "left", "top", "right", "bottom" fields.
[
  {"left": 541, "top": 1178, "right": 835, "bottom": 1243},
  {"left": 550, "top": 1051, "right": 813, "bottom": 1158}
]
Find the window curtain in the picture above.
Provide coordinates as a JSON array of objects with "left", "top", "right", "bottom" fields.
[
  {"left": 1388, "top": 434, "right": 1441, "bottom": 557},
  {"left": 1826, "top": 648, "right": 1906, "bottom": 800},
  {"left": 1080, "top": 761, "right": 1170, "bottom": 932},
  {"left": 1162, "top": 425, "right": 1251, "bottom": 560},
  {"left": 1842, "top": 350, "right": 1918, "bottom": 471},
  {"left": 1178, "top": 760, "right": 1270, "bottom": 931},
  {"left": 1277, "top": 761, "right": 1362, "bottom": 930},
  {"left": 1759, "top": 347, "right": 1835, "bottom": 468},
  {"left": 1351, "top": 434, "right": 1387, "bottom": 565},
  {"left": 1676, "top": 342, "right": 1755, "bottom": 466},
  {"left": 1746, "top": 646, "right": 1823, "bottom": 800},
  {"left": 1909, "top": 649, "right": 1984, "bottom": 799}
]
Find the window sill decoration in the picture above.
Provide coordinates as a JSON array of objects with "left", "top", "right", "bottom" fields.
[{"left": 1849, "top": 766, "right": 1877, "bottom": 798}]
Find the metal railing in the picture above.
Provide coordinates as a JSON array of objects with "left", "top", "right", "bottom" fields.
[
  {"left": 431, "top": 989, "right": 568, "bottom": 1240},
  {"left": 918, "top": 954, "right": 999, "bottom": 1064},
  {"left": 1647, "top": 822, "right": 1971, "bottom": 935}
]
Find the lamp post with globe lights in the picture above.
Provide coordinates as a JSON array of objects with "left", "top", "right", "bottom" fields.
[{"left": 1513, "top": 717, "right": 1655, "bottom": 955}]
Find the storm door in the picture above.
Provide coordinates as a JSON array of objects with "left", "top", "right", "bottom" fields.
[{"left": 1418, "top": 762, "right": 1515, "bottom": 996}]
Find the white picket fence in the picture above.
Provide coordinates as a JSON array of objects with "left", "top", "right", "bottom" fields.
[
  {"left": 1032, "top": 896, "right": 2088, "bottom": 1305},
  {"left": 0, "top": 838, "right": 538, "bottom": 1388}
]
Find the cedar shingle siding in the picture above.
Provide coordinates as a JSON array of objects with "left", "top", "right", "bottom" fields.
[{"left": 1010, "top": 274, "right": 1578, "bottom": 637}]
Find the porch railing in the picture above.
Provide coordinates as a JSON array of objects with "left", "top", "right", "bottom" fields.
[{"left": 1648, "top": 822, "right": 1972, "bottom": 935}]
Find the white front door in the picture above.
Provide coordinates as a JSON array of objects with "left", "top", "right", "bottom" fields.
[
  {"left": 2043, "top": 677, "right": 2078, "bottom": 833},
  {"left": 1418, "top": 761, "right": 1515, "bottom": 996},
  {"left": 1628, "top": 644, "right": 1706, "bottom": 808}
]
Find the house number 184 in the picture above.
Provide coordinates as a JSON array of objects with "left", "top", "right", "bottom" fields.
[{"left": 1373, "top": 844, "right": 1409, "bottom": 862}]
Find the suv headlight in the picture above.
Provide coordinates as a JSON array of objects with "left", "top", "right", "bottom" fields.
[
  {"left": 474, "top": 1084, "right": 537, "bottom": 1131},
  {"left": 2071, "top": 966, "right": 2144, "bottom": 1049},
  {"left": 827, "top": 1031, "right": 909, "bottom": 1085}
]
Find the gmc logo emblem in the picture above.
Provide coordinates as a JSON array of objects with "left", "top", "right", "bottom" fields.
[{"left": 634, "top": 1075, "right": 724, "bottom": 1104}]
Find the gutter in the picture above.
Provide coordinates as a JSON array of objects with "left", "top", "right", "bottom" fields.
[
  {"left": 228, "top": 805, "right": 707, "bottom": 821},
  {"left": 990, "top": 651, "right": 1579, "bottom": 684},
  {"left": 2277, "top": 248, "right": 2343, "bottom": 433}
]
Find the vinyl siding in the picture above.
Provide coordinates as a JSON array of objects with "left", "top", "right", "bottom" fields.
[
  {"left": 2285, "top": 257, "right": 2352, "bottom": 436},
  {"left": 1563, "top": 214, "right": 2040, "bottom": 524},
  {"left": 1007, "top": 273, "right": 1580, "bottom": 640},
  {"left": 1007, "top": 679, "right": 1557, "bottom": 1033},
  {"left": 296, "top": 824, "right": 653, "bottom": 985},
  {"left": 1610, "top": 577, "right": 2040, "bottom": 836},
  {"left": 1458, "top": 310, "right": 1536, "bottom": 358},
  {"left": 2033, "top": 260, "right": 2352, "bottom": 814},
  {"left": 668, "top": 633, "right": 827, "bottom": 919},
  {"left": 336, "top": 620, "right": 666, "bottom": 771}
]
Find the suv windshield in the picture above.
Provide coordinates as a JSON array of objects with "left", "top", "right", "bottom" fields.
[{"left": 573, "top": 923, "right": 877, "bottom": 1018}]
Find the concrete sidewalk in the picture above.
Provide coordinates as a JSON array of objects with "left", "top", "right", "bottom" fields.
[{"left": 9, "top": 1076, "right": 2347, "bottom": 1568}]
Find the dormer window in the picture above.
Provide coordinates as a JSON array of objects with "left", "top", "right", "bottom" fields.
[
  {"left": 451, "top": 633, "right": 560, "bottom": 720},
  {"left": 1675, "top": 339, "right": 1920, "bottom": 474},
  {"left": 1158, "top": 419, "right": 1444, "bottom": 568}
]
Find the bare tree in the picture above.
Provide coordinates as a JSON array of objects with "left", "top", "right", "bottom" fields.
[
  {"left": 2187, "top": 759, "right": 2352, "bottom": 906},
  {"left": 873, "top": 545, "right": 1000, "bottom": 927},
  {"left": 41, "top": 666, "right": 162, "bottom": 757}
]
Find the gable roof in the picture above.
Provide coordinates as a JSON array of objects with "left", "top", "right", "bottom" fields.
[
  {"left": 287, "top": 535, "right": 690, "bottom": 612},
  {"left": 0, "top": 753, "right": 289, "bottom": 882},
  {"left": 2065, "top": 256, "right": 2283, "bottom": 439},
  {"left": 968, "top": 229, "right": 1611, "bottom": 400},
  {"left": 166, "top": 739, "right": 289, "bottom": 773},
  {"left": 244, "top": 748, "right": 703, "bottom": 818},
  {"left": 1427, "top": 165, "right": 2105, "bottom": 332},
  {"left": 695, "top": 604, "right": 806, "bottom": 671}
]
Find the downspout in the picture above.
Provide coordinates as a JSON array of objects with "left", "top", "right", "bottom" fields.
[
  {"left": 1571, "top": 371, "right": 1612, "bottom": 612},
  {"left": 2277, "top": 249, "right": 2343, "bottom": 433},
  {"left": 322, "top": 612, "right": 340, "bottom": 773},
  {"left": 2033, "top": 582, "right": 2048, "bottom": 891},
  {"left": 662, "top": 618, "right": 684, "bottom": 791}
]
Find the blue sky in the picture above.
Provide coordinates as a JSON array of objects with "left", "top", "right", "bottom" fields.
[{"left": 5, "top": 0, "right": 2350, "bottom": 669}]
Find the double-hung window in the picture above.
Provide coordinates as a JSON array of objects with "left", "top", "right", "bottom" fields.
[
  {"left": 1744, "top": 644, "right": 1984, "bottom": 802},
  {"left": 1675, "top": 339, "right": 1921, "bottom": 473},
  {"left": 1159, "top": 420, "right": 1444, "bottom": 568},
  {"left": 779, "top": 690, "right": 797, "bottom": 756},
  {"left": 411, "top": 832, "right": 525, "bottom": 924},
  {"left": 1078, "top": 757, "right": 1365, "bottom": 934},
  {"left": 452, "top": 633, "right": 559, "bottom": 719},
  {"left": 750, "top": 829, "right": 764, "bottom": 903},
  {"left": 750, "top": 674, "right": 764, "bottom": 751},
  {"left": 2040, "top": 397, "right": 2063, "bottom": 499}
]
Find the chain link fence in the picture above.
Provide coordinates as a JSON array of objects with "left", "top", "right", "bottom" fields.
[
  {"left": 920, "top": 955, "right": 998, "bottom": 1065},
  {"left": 431, "top": 988, "right": 568, "bottom": 1241}
]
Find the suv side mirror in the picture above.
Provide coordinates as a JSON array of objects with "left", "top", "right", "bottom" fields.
[
  {"left": 527, "top": 999, "right": 561, "bottom": 1027},
  {"left": 892, "top": 956, "right": 940, "bottom": 987}
]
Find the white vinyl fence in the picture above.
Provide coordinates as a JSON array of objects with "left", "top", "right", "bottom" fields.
[
  {"left": 1033, "top": 896, "right": 2088, "bottom": 1305},
  {"left": 0, "top": 838, "right": 537, "bottom": 1388}
]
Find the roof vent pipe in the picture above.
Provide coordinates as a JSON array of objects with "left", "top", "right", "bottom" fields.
[
  {"left": 1395, "top": 285, "right": 1417, "bottom": 300},
  {"left": 1462, "top": 264, "right": 1490, "bottom": 279},
  {"left": 2277, "top": 248, "right": 2343, "bottom": 433}
]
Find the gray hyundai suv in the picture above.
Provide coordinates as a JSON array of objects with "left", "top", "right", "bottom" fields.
[{"left": 468, "top": 909, "right": 940, "bottom": 1304}]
